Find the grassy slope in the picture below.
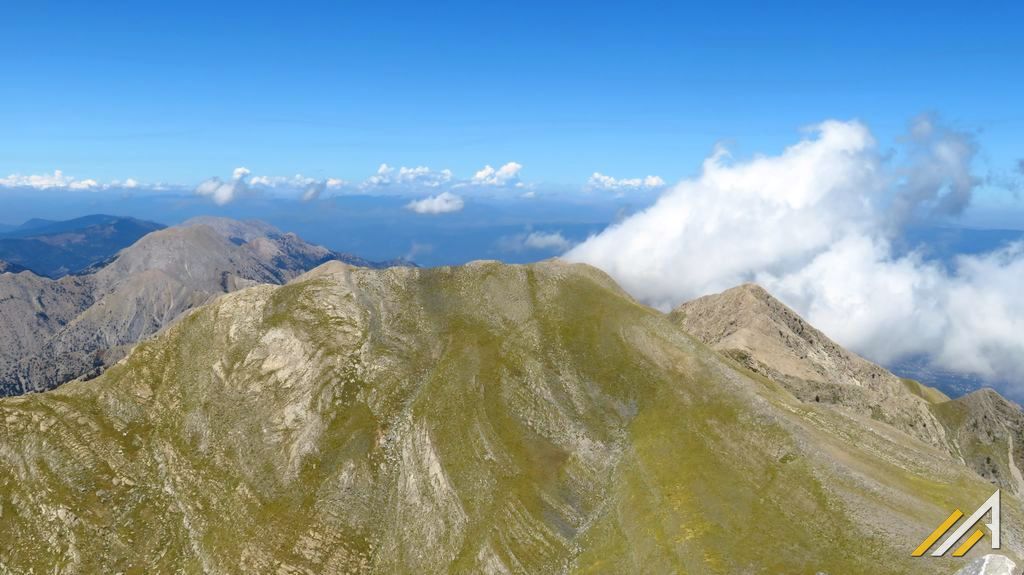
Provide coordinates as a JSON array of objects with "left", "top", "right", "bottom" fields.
[
  {"left": 901, "top": 377, "right": 952, "bottom": 405},
  {"left": 0, "top": 261, "right": 1017, "bottom": 574}
]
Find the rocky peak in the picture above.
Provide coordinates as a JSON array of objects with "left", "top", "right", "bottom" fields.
[{"left": 671, "top": 283, "right": 949, "bottom": 447}]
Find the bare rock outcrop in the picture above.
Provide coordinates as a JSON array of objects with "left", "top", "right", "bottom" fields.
[
  {"left": 671, "top": 283, "right": 949, "bottom": 447},
  {"left": 672, "top": 283, "right": 1024, "bottom": 496}
]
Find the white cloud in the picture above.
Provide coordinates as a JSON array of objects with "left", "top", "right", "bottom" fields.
[
  {"left": 0, "top": 171, "right": 152, "bottom": 191},
  {"left": 366, "top": 163, "right": 453, "bottom": 189},
  {"left": 405, "top": 191, "right": 464, "bottom": 214},
  {"left": 524, "top": 231, "right": 571, "bottom": 251},
  {"left": 498, "top": 230, "right": 573, "bottom": 253},
  {"left": 67, "top": 178, "right": 100, "bottom": 190},
  {"left": 471, "top": 162, "right": 524, "bottom": 187},
  {"left": 248, "top": 173, "right": 347, "bottom": 191},
  {"left": 194, "top": 166, "right": 252, "bottom": 205},
  {"left": 249, "top": 173, "right": 316, "bottom": 188},
  {"left": 363, "top": 161, "right": 526, "bottom": 195},
  {"left": 0, "top": 170, "right": 103, "bottom": 190},
  {"left": 247, "top": 173, "right": 346, "bottom": 201},
  {"left": 566, "top": 118, "right": 1024, "bottom": 391},
  {"left": 588, "top": 172, "right": 666, "bottom": 193}
]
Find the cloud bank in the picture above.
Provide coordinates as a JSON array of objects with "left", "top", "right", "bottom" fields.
[
  {"left": 566, "top": 118, "right": 1024, "bottom": 390},
  {"left": 1, "top": 170, "right": 110, "bottom": 190}
]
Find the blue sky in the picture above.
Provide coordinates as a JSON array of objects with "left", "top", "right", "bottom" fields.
[
  {"left": 2, "top": 1, "right": 1022, "bottom": 189},
  {"left": 3, "top": 2, "right": 1024, "bottom": 391}
]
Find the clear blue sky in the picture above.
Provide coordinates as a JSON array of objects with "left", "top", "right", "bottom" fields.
[{"left": 2, "top": 1, "right": 1022, "bottom": 187}]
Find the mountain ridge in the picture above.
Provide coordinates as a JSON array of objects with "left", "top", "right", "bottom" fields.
[
  {"left": 671, "top": 282, "right": 1024, "bottom": 498},
  {"left": 0, "top": 214, "right": 165, "bottom": 278},
  {"left": 0, "top": 259, "right": 28, "bottom": 274},
  {"left": 0, "top": 259, "right": 1018, "bottom": 573},
  {"left": 0, "top": 217, "right": 404, "bottom": 396}
]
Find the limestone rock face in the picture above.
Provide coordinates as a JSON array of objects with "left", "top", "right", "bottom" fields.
[{"left": 0, "top": 261, "right": 1021, "bottom": 573}]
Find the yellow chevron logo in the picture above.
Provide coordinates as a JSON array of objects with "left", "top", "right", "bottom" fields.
[{"left": 913, "top": 490, "right": 1000, "bottom": 558}]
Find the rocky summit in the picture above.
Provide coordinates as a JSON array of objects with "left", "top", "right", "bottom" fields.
[
  {"left": 672, "top": 283, "right": 1024, "bottom": 499},
  {"left": 0, "top": 260, "right": 1018, "bottom": 573}
]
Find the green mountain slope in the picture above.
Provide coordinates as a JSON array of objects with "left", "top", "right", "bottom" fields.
[{"left": 0, "top": 261, "right": 1017, "bottom": 573}]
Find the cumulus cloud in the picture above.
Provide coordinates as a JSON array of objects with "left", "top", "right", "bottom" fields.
[
  {"left": 588, "top": 172, "right": 666, "bottom": 193},
  {"left": 194, "top": 167, "right": 253, "bottom": 205},
  {"left": 498, "top": 230, "right": 573, "bottom": 253},
  {"left": 470, "top": 162, "right": 524, "bottom": 187},
  {"left": 247, "top": 173, "right": 345, "bottom": 201},
  {"left": 0, "top": 171, "right": 154, "bottom": 191},
  {"left": 565, "top": 118, "right": 1024, "bottom": 391},
  {"left": 0, "top": 170, "right": 103, "bottom": 190},
  {"left": 366, "top": 164, "right": 453, "bottom": 189},
  {"left": 249, "top": 173, "right": 316, "bottom": 188},
  {"left": 362, "top": 161, "right": 526, "bottom": 192},
  {"left": 524, "top": 231, "right": 571, "bottom": 251},
  {"left": 405, "top": 191, "right": 464, "bottom": 214}
]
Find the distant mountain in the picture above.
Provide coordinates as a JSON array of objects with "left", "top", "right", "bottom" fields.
[
  {"left": 672, "top": 283, "right": 1024, "bottom": 498},
  {"left": 0, "top": 217, "right": 406, "bottom": 396},
  {"left": 0, "top": 260, "right": 1019, "bottom": 572},
  {"left": 0, "top": 214, "right": 165, "bottom": 277},
  {"left": 0, "top": 259, "right": 27, "bottom": 274}
]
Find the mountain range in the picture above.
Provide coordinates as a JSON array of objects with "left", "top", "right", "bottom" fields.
[
  {"left": 0, "top": 257, "right": 1019, "bottom": 573},
  {"left": 0, "top": 214, "right": 166, "bottom": 278},
  {"left": 0, "top": 216, "right": 406, "bottom": 396}
]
